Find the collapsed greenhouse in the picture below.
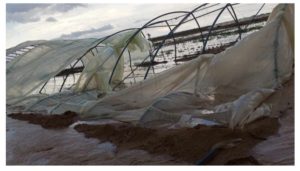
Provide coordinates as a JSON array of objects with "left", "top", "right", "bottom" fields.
[{"left": 6, "top": 3, "right": 294, "bottom": 165}]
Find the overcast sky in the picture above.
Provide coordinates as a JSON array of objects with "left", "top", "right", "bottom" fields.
[
  {"left": 6, "top": 3, "right": 199, "bottom": 48},
  {"left": 6, "top": 3, "right": 277, "bottom": 49}
]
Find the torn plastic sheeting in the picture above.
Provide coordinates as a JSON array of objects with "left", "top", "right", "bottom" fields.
[
  {"left": 7, "top": 39, "right": 102, "bottom": 105},
  {"left": 229, "top": 88, "right": 274, "bottom": 128},
  {"left": 140, "top": 88, "right": 274, "bottom": 128},
  {"left": 99, "top": 4, "right": 287, "bottom": 129},
  {"left": 7, "top": 30, "right": 152, "bottom": 105},
  {"left": 8, "top": 4, "right": 294, "bottom": 130}
]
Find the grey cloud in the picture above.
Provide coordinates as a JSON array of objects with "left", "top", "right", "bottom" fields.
[
  {"left": 49, "top": 4, "right": 87, "bottom": 13},
  {"left": 59, "top": 24, "right": 114, "bottom": 39},
  {"left": 7, "top": 12, "right": 40, "bottom": 23},
  {"left": 134, "top": 18, "right": 148, "bottom": 24},
  {"left": 6, "top": 3, "right": 87, "bottom": 23},
  {"left": 6, "top": 4, "right": 51, "bottom": 13},
  {"left": 7, "top": 3, "right": 86, "bottom": 14},
  {"left": 45, "top": 17, "right": 57, "bottom": 22}
]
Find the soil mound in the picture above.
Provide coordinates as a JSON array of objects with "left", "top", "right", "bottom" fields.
[{"left": 8, "top": 111, "right": 78, "bottom": 129}]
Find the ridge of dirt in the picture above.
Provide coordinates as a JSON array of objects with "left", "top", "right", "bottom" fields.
[{"left": 8, "top": 111, "right": 78, "bottom": 129}]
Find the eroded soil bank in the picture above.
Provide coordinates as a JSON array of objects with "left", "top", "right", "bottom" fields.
[
  {"left": 74, "top": 117, "right": 279, "bottom": 165},
  {"left": 7, "top": 110, "right": 279, "bottom": 165}
]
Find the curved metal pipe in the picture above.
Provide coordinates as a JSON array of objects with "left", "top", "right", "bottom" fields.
[
  {"left": 41, "top": 3, "right": 256, "bottom": 93},
  {"left": 190, "top": 13, "right": 205, "bottom": 51},
  {"left": 108, "top": 10, "right": 200, "bottom": 83},
  {"left": 143, "top": 4, "right": 209, "bottom": 79},
  {"left": 226, "top": 4, "right": 242, "bottom": 40},
  {"left": 112, "top": 3, "right": 249, "bottom": 90},
  {"left": 165, "top": 21, "right": 178, "bottom": 63},
  {"left": 202, "top": 4, "right": 229, "bottom": 52}
]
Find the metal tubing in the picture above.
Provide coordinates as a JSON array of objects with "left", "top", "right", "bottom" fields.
[
  {"left": 165, "top": 21, "right": 178, "bottom": 63},
  {"left": 202, "top": 4, "right": 229, "bottom": 52}
]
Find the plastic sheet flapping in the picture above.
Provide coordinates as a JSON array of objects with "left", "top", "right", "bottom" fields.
[
  {"left": 6, "top": 30, "right": 151, "bottom": 105},
  {"left": 8, "top": 4, "right": 294, "bottom": 129}
]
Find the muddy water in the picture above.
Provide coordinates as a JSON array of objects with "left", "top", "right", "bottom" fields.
[
  {"left": 6, "top": 117, "right": 184, "bottom": 165},
  {"left": 7, "top": 113, "right": 279, "bottom": 165}
]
